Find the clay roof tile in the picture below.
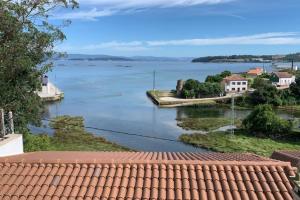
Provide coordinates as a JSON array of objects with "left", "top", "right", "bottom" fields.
[{"left": 0, "top": 152, "right": 295, "bottom": 200}]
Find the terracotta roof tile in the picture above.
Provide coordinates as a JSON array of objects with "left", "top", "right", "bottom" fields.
[
  {"left": 271, "top": 150, "right": 300, "bottom": 167},
  {"left": 223, "top": 74, "right": 248, "bottom": 82},
  {"left": 273, "top": 72, "right": 294, "bottom": 78},
  {"left": 0, "top": 151, "right": 296, "bottom": 200}
]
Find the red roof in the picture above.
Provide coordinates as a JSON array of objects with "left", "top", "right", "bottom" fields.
[
  {"left": 271, "top": 150, "right": 300, "bottom": 167},
  {"left": 223, "top": 74, "right": 248, "bottom": 82},
  {"left": 273, "top": 72, "right": 294, "bottom": 79},
  {"left": 247, "top": 68, "right": 263, "bottom": 76},
  {"left": 0, "top": 151, "right": 296, "bottom": 200}
]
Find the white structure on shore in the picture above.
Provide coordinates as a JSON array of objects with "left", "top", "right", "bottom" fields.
[
  {"left": 37, "top": 75, "right": 64, "bottom": 101},
  {"left": 223, "top": 74, "right": 248, "bottom": 93}
]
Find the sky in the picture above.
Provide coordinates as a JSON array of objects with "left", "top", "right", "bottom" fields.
[{"left": 52, "top": 0, "right": 300, "bottom": 57}]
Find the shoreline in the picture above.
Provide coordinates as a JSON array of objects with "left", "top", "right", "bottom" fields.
[{"left": 147, "top": 90, "right": 242, "bottom": 108}]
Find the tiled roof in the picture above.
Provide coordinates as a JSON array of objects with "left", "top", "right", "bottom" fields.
[
  {"left": 271, "top": 150, "right": 300, "bottom": 167},
  {"left": 247, "top": 68, "right": 263, "bottom": 75},
  {"left": 273, "top": 72, "right": 294, "bottom": 78},
  {"left": 223, "top": 74, "right": 248, "bottom": 82},
  {"left": 0, "top": 151, "right": 277, "bottom": 163},
  {"left": 0, "top": 152, "right": 296, "bottom": 200}
]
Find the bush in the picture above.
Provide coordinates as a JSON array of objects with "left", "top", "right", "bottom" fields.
[
  {"left": 24, "top": 133, "right": 51, "bottom": 152},
  {"left": 243, "top": 104, "right": 292, "bottom": 137}
]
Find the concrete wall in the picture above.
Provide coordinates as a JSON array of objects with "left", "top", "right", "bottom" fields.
[{"left": 0, "top": 134, "right": 23, "bottom": 157}]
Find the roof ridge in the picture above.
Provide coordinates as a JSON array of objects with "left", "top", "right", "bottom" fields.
[{"left": 0, "top": 159, "right": 291, "bottom": 167}]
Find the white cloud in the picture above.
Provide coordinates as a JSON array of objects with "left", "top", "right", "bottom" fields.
[
  {"left": 147, "top": 32, "right": 300, "bottom": 46},
  {"left": 57, "top": 32, "right": 300, "bottom": 53},
  {"left": 78, "top": 0, "right": 234, "bottom": 8},
  {"left": 52, "top": 8, "right": 116, "bottom": 20},
  {"left": 55, "top": 0, "right": 235, "bottom": 20}
]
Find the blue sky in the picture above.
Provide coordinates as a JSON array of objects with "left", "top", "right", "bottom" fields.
[{"left": 53, "top": 0, "right": 300, "bottom": 57}]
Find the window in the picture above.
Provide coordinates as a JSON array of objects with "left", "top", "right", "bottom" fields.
[
  {"left": 232, "top": 88, "right": 236, "bottom": 91},
  {"left": 242, "top": 88, "right": 246, "bottom": 90},
  {"left": 237, "top": 82, "right": 241, "bottom": 85},
  {"left": 232, "top": 82, "right": 236, "bottom": 85},
  {"left": 242, "top": 82, "right": 247, "bottom": 85}
]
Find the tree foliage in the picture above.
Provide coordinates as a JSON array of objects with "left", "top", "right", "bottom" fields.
[
  {"left": 205, "top": 70, "right": 231, "bottom": 83},
  {"left": 243, "top": 104, "right": 292, "bottom": 137},
  {"left": 251, "top": 77, "right": 271, "bottom": 89},
  {"left": 249, "top": 83, "right": 283, "bottom": 106},
  {"left": 290, "top": 77, "right": 300, "bottom": 99},
  {"left": 182, "top": 79, "right": 222, "bottom": 99},
  {"left": 0, "top": 0, "right": 77, "bottom": 132}
]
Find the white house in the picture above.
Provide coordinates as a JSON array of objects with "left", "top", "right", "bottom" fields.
[
  {"left": 271, "top": 72, "right": 295, "bottom": 87},
  {"left": 223, "top": 74, "right": 248, "bottom": 93}
]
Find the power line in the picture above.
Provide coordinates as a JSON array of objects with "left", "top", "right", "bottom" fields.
[{"left": 41, "top": 118, "right": 181, "bottom": 143}]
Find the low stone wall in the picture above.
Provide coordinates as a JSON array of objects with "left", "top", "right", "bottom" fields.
[{"left": 0, "top": 134, "right": 23, "bottom": 157}]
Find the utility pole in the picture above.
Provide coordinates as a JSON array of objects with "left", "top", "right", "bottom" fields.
[
  {"left": 231, "top": 95, "right": 235, "bottom": 135},
  {"left": 153, "top": 70, "right": 156, "bottom": 91}
]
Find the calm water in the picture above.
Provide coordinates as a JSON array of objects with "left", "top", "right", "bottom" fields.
[{"left": 36, "top": 60, "right": 295, "bottom": 151}]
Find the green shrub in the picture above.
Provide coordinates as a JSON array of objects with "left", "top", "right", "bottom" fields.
[
  {"left": 24, "top": 133, "right": 51, "bottom": 152},
  {"left": 243, "top": 104, "right": 292, "bottom": 137}
]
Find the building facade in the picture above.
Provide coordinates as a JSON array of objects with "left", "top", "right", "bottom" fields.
[
  {"left": 271, "top": 72, "right": 295, "bottom": 87},
  {"left": 223, "top": 74, "right": 248, "bottom": 93}
]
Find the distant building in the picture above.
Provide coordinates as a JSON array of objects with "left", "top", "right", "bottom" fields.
[
  {"left": 223, "top": 74, "right": 248, "bottom": 93},
  {"left": 42, "top": 75, "right": 48, "bottom": 86},
  {"left": 247, "top": 67, "right": 264, "bottom": 77},
  {"left": 271, "top": 72, "right": 295, "bottom": 87}
]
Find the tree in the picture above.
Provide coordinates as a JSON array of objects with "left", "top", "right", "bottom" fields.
[
  {"left": 243, "top": 104, "right": 292, "bottom": 137},
  {"left": 0, "top": 0, "right": 78, "bottom": 132},
  {"left": 249, "top": 84, "right": 282, "bottom": 106},
  {"left": 205, "top": 71, "right": 232, "bottom": 83},
  {"left": 181, "top": 79, "right": 222, "bottom": 99},
  {"left": 220, "top": 70, "right": 231, "bottom": 78},
  {"left": 251, "top": 77, "right": 271, "bottom": 89},
  {"left": 290, "top": 77, "right": 300, "bottom": 99}
]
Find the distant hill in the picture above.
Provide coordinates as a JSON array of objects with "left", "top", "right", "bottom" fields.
[
  {"left": 131, "top": 56, "right": 192, "bottom": 62},
  {"left": 62, "top": 54, "right": 133, "bottom": 61},
  {"left": 55, "top": 54, "right": 192, "bottom": 62},
  {"left": 192, "top": 53, "right": 300, "bottom": 63}
]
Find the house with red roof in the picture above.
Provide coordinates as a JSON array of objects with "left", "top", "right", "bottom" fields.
[
  {"left": 271, "top": 72, "right": 295, "bottom": 87},
  {"left": 223, "top": 74, "right": 248, "bottom": 93},
  {"left": 247, "top": 67, "right": 264, "bottom": 77}
]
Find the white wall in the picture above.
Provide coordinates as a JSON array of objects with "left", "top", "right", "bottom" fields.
[
  {"left": 0, "top": 134, "right": 23, "bottom": 157},
  {"left": 225, "top": 81, "right": 248, "bottom": 93},
  {"left": 277, "top": 77, "right": 295, "bottom": 86}
]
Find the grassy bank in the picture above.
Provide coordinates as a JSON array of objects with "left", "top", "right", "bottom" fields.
[
  {"left": 177, "top": 118, "right": 231, "bottom": 131},
  {"left": 24, "top": 116, "right": 131, "bottom": 152},
  {"left": 179, "top": 131, "right": 300, "bottom": 157}
]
